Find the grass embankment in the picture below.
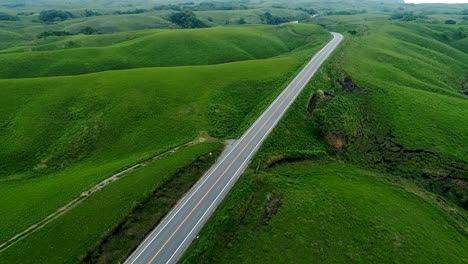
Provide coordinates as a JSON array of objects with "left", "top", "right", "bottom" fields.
[
  {"left": 0, "top": 142, "right": 222, "bottom": 264},
  {"left": 82, "top": 145, "right": 223, "bottom": 264},
  {"left": 0, "top": 24, "right": 331, "bottom": 263},
  {"left": 184, "top": 161, "right": 468, "bottom": 263},
  {"left": 0, "top": 24, "right": 322, "bottom": 78}
]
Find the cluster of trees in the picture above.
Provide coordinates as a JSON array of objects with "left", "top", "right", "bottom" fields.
[
  {"left": 37, "top": 27, "right": 100, "bottom": 38},
  {"left": 153, "top": 4, "right": 182, "bottom": 11},
  {"left": 37, "top": 9, "right": 102, "bottom": 23},
  {"left": 17, "top": 11, "right": 34, "bottom": 16},
  {"left": 390, "top": 11, "right": 426, "bottom": 21},
  {"left": 154, "top": 1, "right": 249, "bottom": 12},
  {"left": 296, "top": 7, "right": 317, "bottom": 15},
  {"left": 38, "top": 9, "right": 74, "bottom": 23},
  {"left": 82, "top": 9, "right": 101, "bottom": 17},
  {"left": 0, "top": 13, "right": 19, "bottom": 21},
  {"left": 262, "top": 12, "right": 292, "bottom": 25},
  {"left": 169, "top": 11, "right": 207, "bottom": 28},
  {"left": 325, "top": 9, "right": 367, "bottom": 16},
  {"left": 79, "top": 26, "right": 100, "bottom": 34},
  {"left": 113, "top": 9, "right": 146, "bottom": 15},
  {"left": 37, "top": 30, "right": 73, "bottom": 38},
  {"left": 445, "top": 19, "right": 457, "bottom": 25}
]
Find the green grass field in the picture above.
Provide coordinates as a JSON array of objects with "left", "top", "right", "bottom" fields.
[
  {"left": 342, "top": 22, "right": 468, "bottom": 157},
  {"left": 0, "top": 23, "right": 331, "bottom": 262},
  {"left": 184, "top": 8, "right": 468, "bottom": 263},
  {"left": 0, "top": 142, "right": 223, "bottom": 264},
  {"left": 184, "top": 161, "right": 468, "bottom": 263},
  {"left": 0, "top": 24, "right": 324, "bottom": 78},
  {"left": 1, "top": 0, "right": 468, "bottom": 263}
]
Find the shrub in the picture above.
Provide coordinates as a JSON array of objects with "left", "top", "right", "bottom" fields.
[
  {"left": 79, "top": 27, "right": 100, "bottom": 35},
  {"left": 444, "top": 19, "right": 456, "bottom": 24},
  {"left": 37, "top": 30, "right": 73, "bottom": 38}
]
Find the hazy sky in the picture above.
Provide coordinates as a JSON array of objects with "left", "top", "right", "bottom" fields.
[{"left": 405, "top": 0, "right": 468, "bottom": 3}]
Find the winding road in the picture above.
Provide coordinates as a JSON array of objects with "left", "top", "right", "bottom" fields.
[{"left": 125, "top": 32, "right": 343, "bottom": 264}]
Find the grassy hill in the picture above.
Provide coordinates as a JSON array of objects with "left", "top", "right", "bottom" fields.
[
  {"left": 0, "top": 31, "right": 151, "bottom": 54},
  {"left": 183, "top": 15, "right": 468, "bottom": 264},
  {"left": 0, "top": 23, "right": 331, "bottom": 263},
  {"left": 184, "top": 161, "right": 468, "bottom": 263},
  {"left": 0, "top": 24, "right": 323, "bottom": 78}
]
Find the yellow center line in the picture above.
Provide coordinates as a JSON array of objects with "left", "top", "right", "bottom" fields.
[{"left": 147, "top": 42, "right": 331, "bottom": 264}]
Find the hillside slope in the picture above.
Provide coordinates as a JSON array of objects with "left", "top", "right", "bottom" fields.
[
  {"left": 183, "top": 19, "right": 468, "bottom": 264},
  {"left": 184, "top": 162, "right": 468, "bottom": 263},
  {"left": 0, "top": 24, "right": 324, "bottom": 78},
  {"left": 0, "top": 24, "right": 331, "bottom": 263}
]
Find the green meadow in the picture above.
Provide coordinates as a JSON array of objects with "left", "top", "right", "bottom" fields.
[
  {"left": 1, "top": 0, "right": 468, "bottom": 263},
  {"left": 0, "top": 25, "right": 324, "bottom": 78},
  {"left": 0, "top": 23, "right": 331, "bottom": 262},
  {"left": 184, "top": 7, "right": 468, "bottom": 263},
  {"left": 184, "top": 161, "right": 468, "bottom": 263}
]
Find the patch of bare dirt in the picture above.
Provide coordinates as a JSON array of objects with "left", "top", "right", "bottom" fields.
[{"left": 327, "top": 132, "right": 346, "bottom": 149}]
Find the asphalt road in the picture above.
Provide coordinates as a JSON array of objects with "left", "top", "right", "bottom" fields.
[{"left": 125, "top": 32, "right": 343, "bottom": 264}]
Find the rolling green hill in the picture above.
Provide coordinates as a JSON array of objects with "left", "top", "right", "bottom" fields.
[
  {"left": 183, "top": 15, "right": 468, "bottom": 264},
  {"left": 0, "top": 23, "right": 331, "bottom": 263},
  {"left": 453, "top": 37, "right": 468, "bottom": 53},
  {"left": 0, "top": 31, "right": 151, "bottom": 54},
  {"left": 184, "top": 161, "right": 468, "bottom": 263},
  {"left": 0, "top": 24, "right": 323, "bottom": 78},
  {"left": 261, "top": 21, "right": 468, "bottom": 207}
]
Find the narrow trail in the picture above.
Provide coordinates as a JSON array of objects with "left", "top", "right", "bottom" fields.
[{"left": 0, "top": 137, "right": 211, "bottom": 254}]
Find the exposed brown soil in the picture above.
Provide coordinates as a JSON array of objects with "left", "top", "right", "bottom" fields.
[{"left": 327, "top": 132, "right": 346, "bottom": 149}]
